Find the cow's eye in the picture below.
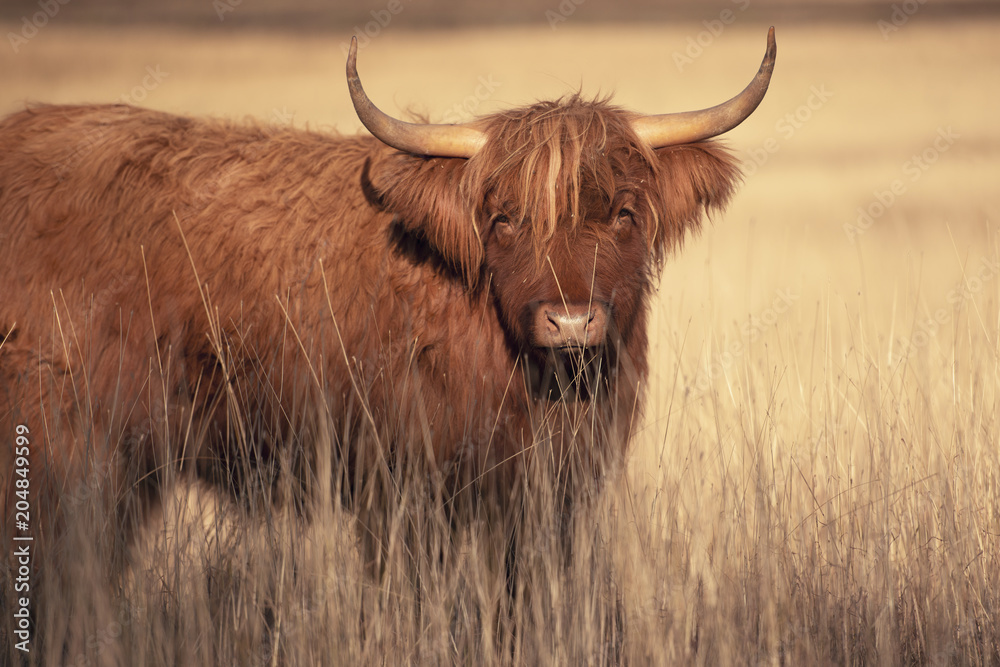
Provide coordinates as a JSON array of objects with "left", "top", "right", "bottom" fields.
[
  {"left": 492, "top": 213, "right": 514, "bottom": 234},
  {"left": 615, "top": 207, "right": 636, "bottom": 226}
]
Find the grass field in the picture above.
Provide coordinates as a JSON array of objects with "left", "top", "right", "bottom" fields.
[{"left": 3, "top": 15, "right": 1000, "bottom": 665}]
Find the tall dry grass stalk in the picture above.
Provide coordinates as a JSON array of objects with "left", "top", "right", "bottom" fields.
[
  {"left": 4, "top": 223, "right": 999, "bottom": 666},
  {"left": 625, "top": 222, "right": 1000, "bottom": 664}
]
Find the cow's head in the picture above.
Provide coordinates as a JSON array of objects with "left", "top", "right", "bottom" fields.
[{"left": 354, "top": 30, "right": 775, "bottom": 382}]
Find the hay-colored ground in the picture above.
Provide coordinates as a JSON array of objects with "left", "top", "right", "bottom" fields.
[{"left": 3, "top": 17, "right": 1000, "bottom": 664}]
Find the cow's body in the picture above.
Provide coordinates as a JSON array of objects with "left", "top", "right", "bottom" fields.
[
  {"left": 0, "top": 106, "right": 526, "bottom": 506},
  {"left": 0, "top": 103, "right": 632, "bottom": 519},
  {"left": 0, "top": 30, "right": 775, "bottom": 550}
]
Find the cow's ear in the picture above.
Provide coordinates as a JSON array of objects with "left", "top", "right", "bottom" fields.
[
  {"left": 363, "top": 153, "right": 483, "bottom": 283},
  {"left": 650, "top": 141, "right": 742, "bottom": 258}
]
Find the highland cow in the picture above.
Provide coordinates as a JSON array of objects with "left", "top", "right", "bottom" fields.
[{"left": 0, "top": 30, "right": 775, "bottom": 555}]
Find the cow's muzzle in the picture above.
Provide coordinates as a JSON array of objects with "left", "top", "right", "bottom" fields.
[{"left": 533, "top": 302, "right": 609, "bottom": 349}]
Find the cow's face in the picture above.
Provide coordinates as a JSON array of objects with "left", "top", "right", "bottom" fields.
[
  {"left": 368, "top": 99, "right": 742, "bottom": 364},
  {"left": 477, "top": 106, "right": 659, "bottom": 359},
  {"left": 481, "top": 181, "right": 645, "bottom": 354}
]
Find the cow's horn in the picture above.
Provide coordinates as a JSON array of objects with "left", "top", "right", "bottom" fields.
[
  {"left": 346, "top": 37, "right": 487, "bottom": 158},
  {"left": 632, "top": 26, "right": 776, "bottom": 148}
]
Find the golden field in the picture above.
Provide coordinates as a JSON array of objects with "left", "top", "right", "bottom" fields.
[{"left": 3, "top": 15, "right": 1000, "bottom": 665}]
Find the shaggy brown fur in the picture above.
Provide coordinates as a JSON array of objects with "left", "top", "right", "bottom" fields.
[{"left": 0, "top": 98, "right": 740, "bottom": 551}]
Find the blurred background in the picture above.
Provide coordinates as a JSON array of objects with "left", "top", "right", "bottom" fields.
[{"left": 0, "top": 0, "right": 996, "bottom": 27}]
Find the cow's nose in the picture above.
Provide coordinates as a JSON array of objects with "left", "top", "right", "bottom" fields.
[{"left": 534, "top": 302, "right": 608, "bottom": 348}]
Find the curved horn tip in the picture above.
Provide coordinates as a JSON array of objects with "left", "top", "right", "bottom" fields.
[
  {"left": 342, "top": 37, "right": 486, "bottom": 158},
  {"left": 766, "top": 26, "right": 776, "bottom": 58},
  {"left": 347, "top": 36, "right": 358, "bottom": 75}
]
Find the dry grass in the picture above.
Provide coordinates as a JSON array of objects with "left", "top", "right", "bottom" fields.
[{"left": 3, "top": 18, "right": 1000, "bottom": 666}]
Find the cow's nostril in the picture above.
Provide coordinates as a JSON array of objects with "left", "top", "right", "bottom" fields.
[
  {"left": 545, "top": 311, "right": 561, "bottom": 333},
  {"left": 534, "top": 302, "right": 609, "bottom": 348}
]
